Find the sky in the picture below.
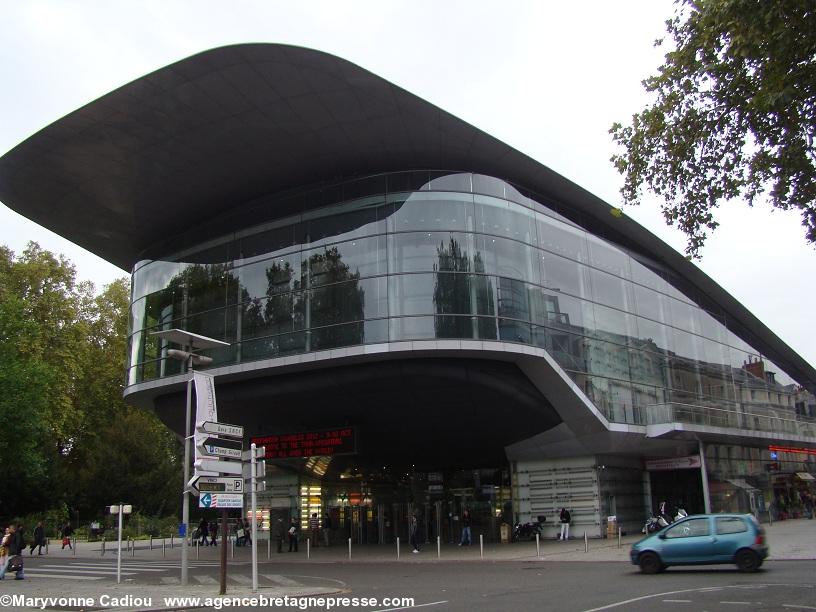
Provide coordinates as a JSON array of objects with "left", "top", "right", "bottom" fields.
[{"left": 1, "top": 0, "right": 814, "bottom": 369}]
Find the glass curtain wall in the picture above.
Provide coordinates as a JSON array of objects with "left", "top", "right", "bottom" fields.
[{"left": 128, "top": 171, "right": 806, "bottom": 429}]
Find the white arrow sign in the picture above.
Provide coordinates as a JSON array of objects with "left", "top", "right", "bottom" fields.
[
  {"left": 197, "top": 436, "right": 243, "bottom": 459},
  {"left": 188, "top": 476, "right": 245, "bottom": 495},
  {"left": 194, "top": 458, "right": 243, "bottom": 475},
  {"left": 199, "top": 492, "right": 244, "bottom": 509},
  {"left": 198, "top": 421, "right": 243, "bottom": 438}
]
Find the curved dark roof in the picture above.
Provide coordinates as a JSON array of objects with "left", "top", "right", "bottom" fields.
[{"left": 0, "top": 43, "right": 814, "bottom": 390}]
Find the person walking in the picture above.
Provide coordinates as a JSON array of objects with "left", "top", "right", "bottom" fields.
[
  {"left": 287, "top": 518, "right": 299, "bottom": 552},
  {"left": 60, "top": 523, "right": 73, "bottom": 550},
  {"left": 322, "top": 513, "right": 332, "bottom": 547},
  {"left": 29, "top": 522, "right": 45, "bottom": 555},
  {"left": 458, "top": 509, "right": 472, "bottom": 546},
  {"left": 209, "top": 521, "right": 218, "bottom": 546},
  {"left": 197, "top": 518, "right": 209, "bottom": 546},
  {"left": 0, "top": 525, "right": 24, "bottom": 580},
  {"left": 243, "top": 519, "right": 252, "bottom": 546},
  {"left": 309, "top": 513, "right": 320, "bottom": 548},
  {"left": 409, "top": 514, "right": 421, "bottom": 553},
  {"left": 273, "top": 518, "right": 285, "bottom": 553},
  {"left": 558, "top": 508, "right": 571, "bottom": 541}
]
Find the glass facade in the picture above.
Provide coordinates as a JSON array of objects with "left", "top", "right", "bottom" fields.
[{"left": 127, "top": 171, "right": 810, "bottom": 431}]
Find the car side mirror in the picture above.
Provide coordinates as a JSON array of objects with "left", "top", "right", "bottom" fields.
[{"left": 658, "top": 533, "right": 666, "bottom": 540}]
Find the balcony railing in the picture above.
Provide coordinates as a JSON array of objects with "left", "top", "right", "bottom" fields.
[{"left": 643, "top": 402, "right": 816, "bottom": 439}]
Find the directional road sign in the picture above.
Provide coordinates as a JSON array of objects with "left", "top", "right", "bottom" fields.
[
  {"left": 198, "top": 492, "right": 244, "bottom": 509},
  {"left": 198, "top": 436, "right": 243, "bottom": 459},
  {"left": 188, "top": 476, "right": 244, "bottom": 495},
  {"left": 198, "top": 421, "right": 243, "bottom": 438},
  {"left": 194, "top": 458, "right": 243, "bottom": 475}
]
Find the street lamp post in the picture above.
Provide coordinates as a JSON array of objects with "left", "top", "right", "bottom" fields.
[{"left": 151, "top": 329, "right": 229, "bottom": 587}]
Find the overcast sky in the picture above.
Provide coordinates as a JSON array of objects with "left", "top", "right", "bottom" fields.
[{"left": 1, "top": 0, "right": 814, "bottom": 369}]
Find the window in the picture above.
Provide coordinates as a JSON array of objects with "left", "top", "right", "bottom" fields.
[
  {"left": 715, "top": 517, "right": 747, "bottom": 535},
  {"left": 665, "top": 518, "right": 710, "bottom": 539}
]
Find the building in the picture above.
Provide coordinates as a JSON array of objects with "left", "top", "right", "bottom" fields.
[{"left": 1, "top": 44, "right": 814, "bottom": 540}]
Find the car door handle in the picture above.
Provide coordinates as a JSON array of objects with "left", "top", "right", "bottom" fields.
[{"left": 710, "top": 537, "right": 717, "bottom": 543}]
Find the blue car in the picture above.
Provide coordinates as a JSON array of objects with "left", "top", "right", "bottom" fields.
[{"left": 630, "top": 513, "right": 768, "bottom": 574}]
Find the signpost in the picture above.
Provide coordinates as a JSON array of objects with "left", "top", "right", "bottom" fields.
[
  {"left": 108, "top": 504, "right": 132, "bottom": 584},
  {"left": 199, "top": 493, "right": 244, "bottom": 509},
  {"left": 200, "top": 421, "right": 244, "bottom": 438},
  {"left": 188, "top": 476, "right": 244, "bottom": 495},
  {"left": 198, "top": 436, "right": 243, "bottom": 459}
]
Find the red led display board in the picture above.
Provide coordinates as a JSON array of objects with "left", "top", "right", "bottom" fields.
[{"left": 252, "top": 427, "right": 356, "bottom": 459}]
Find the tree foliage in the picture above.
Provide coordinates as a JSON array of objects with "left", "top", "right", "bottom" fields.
[
  {"left": 610, "top": 0, "right": 816, "bottom": 256},
  {"left": 0, "top": 243, "right": 181, "bottom": 523}
]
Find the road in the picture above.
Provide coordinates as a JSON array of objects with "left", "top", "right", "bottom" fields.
[{"left": 14, "top": 556, "right": 816, "bottom": 611}]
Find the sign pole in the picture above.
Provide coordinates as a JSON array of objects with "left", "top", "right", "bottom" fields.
[
  {"left": 116, "top": 505, "right": 123, "bottom": 584},
  {"left": 251, "top": 442, "right": 258, "bottom": 592},
  {"left": 219, "top": 509, "right": 228, "bottom": 595},
  {"left": 181, "top": 356, "right": 193, "bottom": 586}
]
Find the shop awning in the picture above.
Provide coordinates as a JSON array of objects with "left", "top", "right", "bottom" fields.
[
  {"left": 726, "top": 478, "right": 759, "bottom": 491},
  {"left": 795, "top": 472, "right": 815, "bottom": 481}
]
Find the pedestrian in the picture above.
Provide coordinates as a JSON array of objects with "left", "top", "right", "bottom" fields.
[
  {"left": 309, "top": 513, "right": 320, "bottom": 547},
  {"left": 288, "top": 518, "right": 299, "bottom": 552},
  {"left": 0, "top": 525, "right": 24, "bottom": 580},
  {"left": 273, "top": 518, "right": 285, "bottom": 553},
  {"left": 29, "top": 521, "right": 45, "bottom": 555},
  {"left": 1, "top": 527, "right": 10, "bottom": 566},
  {"left": 243, "top": 519, "right": 252, "bottom": 546},
  {"left": 458, "top": 509, "right": 472, "bottom": 546},
  {"left": 209, "top": 521, "right": 218, "bottom": 546},
  {"left": 409, "top": 514, "right": 420, "bottom": 553},
  {"left": 322, "top": 513, "right": 332, "bottom": 547},
  {"left": 197, "top": 518, "right": 209, "bottom": 546},
  {"left": 559, "top": 508, "right": 571, "bottom": 541},
  {"left": 61, "top": 522, "right": 73, "bottom": 550}
]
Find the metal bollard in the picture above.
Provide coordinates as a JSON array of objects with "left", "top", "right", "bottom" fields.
[
  {"left": 196, "top": 539, "right": 199, "bottom": 559},
  {"left": 307, "top": 538, "right": 310, "bottom": 559},
  {"left": 267, "top": 536, "right": 271, "bottom": 559},
  {"left": 584, "top": 531, "right": 588, "bottom": 553},
  {"left": 73, "top": 537, "right": 76, "bottom": 556},
  {"left": 480, "top": 534, "right": 484, "bottom": 559},
  {"left": 131, "top": 538, "right": 135, "bottom": 557},
  {"left": 348, "top": 537, "right": 352, "bottom": 560},
  {"left": 101, "top": 537, "right": 106, "bottom": 557},
  {"left": 150, "top": 536, "right": 153, "bottom": 551},
  {"left": 170, "top": 534, "right": 174, "bottom": 549},
  {"left": 45, "top": 538, "right": 49, "bottom": 555},
  {"left": 768, "top": 509, "right": 773, "bottom": 526},
  {"left": 396, "top": 537, "right": 400, "bottom": 559},
  {"left": 618, "top": 528, "right": 622, "bottom": 548},
  {"left": 536, "top": 533, "right": 540, "bottom": 558},
  {"left": 163, "top": 538, "right": 166, "bottom": 557},
  {"left": 231, "top": 536, "right": 235, "bottom": 558},
  {"left": 437, "top": 536, "right": 441, "bottom": 559}
]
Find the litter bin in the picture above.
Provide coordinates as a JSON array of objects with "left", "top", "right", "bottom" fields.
[
  {"left": 500, "top": 522, "right": 510, "bottom": 544},
  {"left": 606, "top": 516, "right": 617, "bottom": 539}
]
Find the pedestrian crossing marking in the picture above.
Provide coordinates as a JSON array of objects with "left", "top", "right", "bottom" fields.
[
  {"left": 21, "top": 573, "right": 103, "bottom": 581},
  {"left": 161, "top": 577, "right": 180, "bottom": 585},
  {"left": 230, "top": 574, "right": 252, "bottom": 584},
  {"left": 263, "top": 574, "right": 300, "bottom": 586},
  {"left": 193, "top": 575, "right": 218, "bottom": 584}
]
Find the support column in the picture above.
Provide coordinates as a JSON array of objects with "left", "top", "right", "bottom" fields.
[{"left": 698, "top": 440, "right": 711, "bottom": 513}]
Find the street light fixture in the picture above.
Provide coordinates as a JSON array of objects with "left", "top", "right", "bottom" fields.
[{"left": 150, "top": 329, "right": 229, "bottom": 586}]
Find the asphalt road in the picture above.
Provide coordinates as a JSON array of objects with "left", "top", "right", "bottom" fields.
[{"left": 15, "top": 556, "right": 816, "bottom": 611}]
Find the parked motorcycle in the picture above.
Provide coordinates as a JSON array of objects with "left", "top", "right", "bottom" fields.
[
  {"left": 642, "top": 513, "right": 671, "bottom": 534},
  {"left": 513, "top": 519, "right": 544, "bottom": 541},
  {"left": 674, "top": 508, "right": 688, "bottom": 521}
]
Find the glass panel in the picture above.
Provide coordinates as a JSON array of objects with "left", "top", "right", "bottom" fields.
[
  {"left": 473, "top": 195, "right": 537, "bottom": 246},
  {"left": 389, "top": 192, "right": 472, "bottom": 233},
  {"left": 537, "top": 213, "right": 588, "bottom": 262},
  {"left": 475, "top": 234, "right": 541, "bottom": 284},
  {"left": 633, "top": 284, "right": 670, "bottom": 322},
  {"left": 241, "top": 293, "right": 296, "bottom": 340},
  {"left": 185, "top": 264, "right": 231, "bottom": 316},
  {"left": 390, "top": 316, "right": 435, "bottom": 341},
  {"left": 472, "top": 174, "right": 506, "bottom": 199},
  {"left": 305, "top": 236, "right": 385, "bottom": 286},
  {"left": 390, "top": 232, "right": 470, "bottom": 274},
  {"left": 241, "top": 331, "right": 306, "bottom": 361},
  {"left": 310, "top": 280, "right": 366, "bottom": 328},
  {"left": 535, "top": 328, "right": 586, "bottom": 371},
  {"left": 498, "top": 318, "right": 531, "bottom": 344},
  {"left": 586, "top": 338, "right": 631, "bottom": 380},
  {"left": 304, "top": 196, "right": 387, "bottom": 246},
  {"left": 132, "top": 260, "right": 187, "bottom": 302},
  {"left": 389, "top": 273, "right": 435, "bottom": 316},
  {"left": 629, "top": 257, "right": 667, "bottom": 291},
  {"left": 436, "top": 315, "right": 476, "bottom": 340},
  {"left": 386, "top": 170, "right": 431, "bottom": 193},
  {"left": 434, "top": 272, "right": 474, "bottom": 316},
  {"left": 541, "top": 251, "right": 591, "bottom": 298},
  {"left": 497, "top": 277, "right": 530, "bottom": 322},
  {"left": 590, "top": 268, "right": 634, "bottom": 311},
  {"left": 715, "top": 517, "right": 747, "bottom": 535},
  {"left": 239, "top": 224, "right": 297, "bottom": 261},
  {"left": 589, "top": 303, "right": 639, "bottom": 345},
  {"left": 670, "top": 298, "right": 702, "bottom": 334},
  {"left": 429, "top": 172, "right": 472, "bottom": 192},
  {"left": 237, "top": 251, "right": 301, "bottom": 302},
  {"left": 665, "top": 518, "right": 710, "bottom": 538},
  {"left": 363, "top": 318, "right": 388, "bottom": 344},
  {"left": 586, "top": 235, "right": 630, "bottom": 278},
  {"left": 628, "top": 349, "right": 669, "bottom": 387},
  {"left": 311, "top": 322, "right": 365, "bottom": 350}
]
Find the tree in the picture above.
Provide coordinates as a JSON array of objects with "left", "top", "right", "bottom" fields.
[{"left": 610, "top": 0, "right": 816, "bottom": 256}]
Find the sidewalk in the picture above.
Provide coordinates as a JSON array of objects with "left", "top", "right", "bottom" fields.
[{"left": 2, "top": 518, "right": 812, "bottom": 611}]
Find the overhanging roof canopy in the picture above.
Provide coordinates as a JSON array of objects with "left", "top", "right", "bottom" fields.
[{"left": 1, "top": 43, "right": 814, "bottom": 391}]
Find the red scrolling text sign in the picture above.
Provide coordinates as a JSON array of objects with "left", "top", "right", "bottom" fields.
[{"left": 251, "top": 427, "right": 356, "bottom": 459}]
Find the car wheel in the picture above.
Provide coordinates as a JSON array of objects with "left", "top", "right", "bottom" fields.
[
  {"left": 735, "top": 549, "right": 760, "bottom": 573},
  {"left": 639, "top": 552, "right": 663, "bottom": 574}
]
